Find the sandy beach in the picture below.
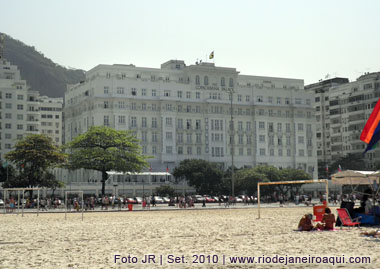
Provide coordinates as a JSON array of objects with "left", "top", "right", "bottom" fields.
[{"left": 0, "top": 207, "right": 379, "bottom": 268}]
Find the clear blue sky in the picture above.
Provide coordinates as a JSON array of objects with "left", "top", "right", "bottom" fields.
[{"left": 2, "top": 0, "right": 380, "bottom": 85}]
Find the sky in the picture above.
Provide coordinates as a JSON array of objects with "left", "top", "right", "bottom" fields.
[{"left": 2, "top": 0, "right": 380, "bottom": 85}]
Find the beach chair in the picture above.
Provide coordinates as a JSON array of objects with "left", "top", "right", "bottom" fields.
[
  {"left": 336, "top": 208, "right": 361, "bottom": 229},
  {"left": 313, "top": 205, "right": 326, "bottom": 222}
]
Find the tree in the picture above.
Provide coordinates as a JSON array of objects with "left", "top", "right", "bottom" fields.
[
  {"left": 173, "top": 159, "right": 223, "bottom": 195},
  {"left": 4, "top": 134, "right": 66, "bottom": 195},
  {"left": 0, "top": 162, "right": 16, "bottom": 183},
  {"left": 329, "top": 153, "right": 365, "bottom": 173},
  {"left": 154, "top": 185, "right": 175, "bottom": 197},
  {"left": 235, "top": 168, "right": 267, "bottom": 195},
  {"left": 64, "top": 126, "right": 149, "bottom": 195}
]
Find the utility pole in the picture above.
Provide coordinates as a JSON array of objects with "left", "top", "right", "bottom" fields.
[{"left": 229, "top": 90, "right": 235, "bottom": 197}]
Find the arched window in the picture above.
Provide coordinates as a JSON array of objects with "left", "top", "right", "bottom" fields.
[
  {"left": 229, "top": 78, "right": 234, "bottom": 87},
  {"left": 221, "top": 77, "right": 225, "bottom": 87},
  {"left": 196, "top": 75, "right": 200, "bottom": 85},
  {"left": 204, "top": 76, "right": 209, "bottom": 86}
]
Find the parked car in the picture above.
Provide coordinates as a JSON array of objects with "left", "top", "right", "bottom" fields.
[
  {"left": 204, "top": 196, "right": 216, "bottom": 203},
  {"left": 0, "top": 199, "right": 4, "bottom": 207},
  {"left": 126, "top": 198, "right": 137, "bottom": 204},
  {"left": 162, "top": 197, "right": 170, "bottom": 203},
  {"left": 194, "top": 195, "right": 205, "bottom": 203},
  {"left": 134, "top": 197, "right": 142, "bottom": 204},
  {"left": 154, "top": 196, "right": 164, "bottom": 204},
  {"left": 235, "top": 197, "right": 243, "bottom": 203}
]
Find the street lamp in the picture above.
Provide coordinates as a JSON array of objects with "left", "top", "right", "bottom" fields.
[
  {"left": 228, "top": 89, "right": 235, "bottom": 197},
  {"left": 113, "top": 184, "right": 118, "bottom": 197}
]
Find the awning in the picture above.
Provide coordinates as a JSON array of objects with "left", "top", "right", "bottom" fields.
[{"left": 331, "top": 170, "right": 380, "bottom": 185}]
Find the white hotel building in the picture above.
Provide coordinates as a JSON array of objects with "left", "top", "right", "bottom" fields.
[
  {"left": 64, "top": 60, "right": 318, "bottom": 182},
  {"left": 0, "top": 58, "right": 63, "bottom": 162}
]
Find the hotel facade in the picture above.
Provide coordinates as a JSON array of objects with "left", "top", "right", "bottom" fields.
[
  {"left": 64, "top": 59, "right": 318, "bottom": 184},
  {"left": 0, "top": 58, "right": 63, "bottom": 161},
  {"left": 305, "top": 72, "right": 380, "bottom": 170}
]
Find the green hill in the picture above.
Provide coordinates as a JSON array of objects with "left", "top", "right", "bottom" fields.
[{"left": 1, "top": 33, "right": 85, "bottom": 97}]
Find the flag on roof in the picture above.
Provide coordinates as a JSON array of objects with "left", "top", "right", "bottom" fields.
[
  {"left": 209, "top": 51, "right": 214, "bottom": 59},
  {"left": 360, "top": 98, "right": 380, "bottom": 153}
]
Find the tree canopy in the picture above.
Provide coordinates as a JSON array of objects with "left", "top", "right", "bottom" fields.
[
  {"left": 173, "top": 159, "right": 223, "bottom": 195},
  {"left": 4, "top": 134, "right": 66, "bottom": 192},
  {"left": 64, "top": 126, "right": 149, "bottom": 195}
]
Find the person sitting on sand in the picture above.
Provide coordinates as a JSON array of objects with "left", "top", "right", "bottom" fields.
[
  {"left": 316, "top": 207, "right": 335, "bottom": 230},
  {"left": 361, "top": 230, "right": 380, "bottom": 238},
  {"left": 298, "top": 214, "right": 314, "bottom": 231}
]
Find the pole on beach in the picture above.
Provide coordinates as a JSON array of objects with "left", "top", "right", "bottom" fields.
[{"left": 257, "top": 182, "right": 261, "bottom": 219}]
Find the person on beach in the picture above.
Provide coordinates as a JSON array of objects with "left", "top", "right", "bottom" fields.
[
  {"left": 315, "top": 207, "right": 335, "bottom": 230},
  {"left": 298, "top": 214, "right": 314, "bottom": 231}
]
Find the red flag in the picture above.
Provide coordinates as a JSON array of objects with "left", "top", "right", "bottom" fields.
[{"left": 166, "top": 166, "right": 169, "bottom": 172}]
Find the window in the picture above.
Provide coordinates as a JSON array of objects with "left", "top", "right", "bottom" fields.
[
  {"left": 196, "top": 120, "right": 201, "bottom": 130},
  {"left": 257, "top": 96, "right": 263, "bottom": 102},
  {"left": 152, "top": 146, "right": 157, "bottom": 154},
  {"left": 285, "top": 98, "right": 290, "bottom": 104},
  {"left": 196, "top": 133, "right": 201, "bottom": 143},
  {"left": 142, "top": 103, "right": 146, "bottom": 110},
  {"left": 152, "top": 117, "right": 157, "bottom": 128},
  {"left": 238, "top": 135, "right": 243, "bottom": 144},
  {"left": 195, "top": 75, "right": 200, "bottom": 85},
  {"left": 278, "top": 148, "right": 283, "bottom": 156},
  {"left": 117, "top": 87, "right": 125, "bottom": 94},
  {"left": 186, "top": 119, "right": 192, "bottom": 129},
  {"left": 239, "top": 148, "right": 244, "bottom": 156},
  {"left": 286, "top": 137, "right": 291, "bottom": 146},
  {"left": 204, "top": 76, "right": 209, "bottom": 85},
  {"left": 152, "top": 89, "right": 157, "bottom": 96},
  {"left": 298, "top": 136, "right": 304, "bottom": 144},
  {"left": 5, "top": 123, "right": 11, "bottom": 129},
  {"left": 259, "top": 122, "right": 265, "bottom": 129},
  {"left": 286, "top": 123, "right": 291, "bottom": 132},
  {"left": 131, "top": 103, "right": 136, "bottom": 110},
  {"left": 17, "top": 95, "right": 24, "bottom": 100},
  {"left": 142, "top": 146, "right": 147, "bottom": 154},
  {"left": 299, "top": 149, "right": 305, "bottom": 156},
  {"left": 238, "top": 95, "right": 242, "bottom": 102},
  {"left": 132, "top": 88, "right": 137, "bottom": 96},
  {"left": 166, "top": 146, "right": 173, "bottom": 154},
  {"left": 177, "top": 119, "right": 183, "bottom": 129},
  {"left": 196, "top": 106, "right": 201, "bottom": 113},
  {"left": 166, "top": 132, "right": 173, "bottom": 140},
  {"left": 259, "top": 135, "right": 265, "bottom": 143},
  {"left": 186, "top": 92, "right": 191, "bottom": 99},
  {"left": 141, "top": 132, "right": 147, "bottom": 142},
  {"left": 277, "top": 123, "right": 282, "bottom": 132},
  {"left": 104, "top": 115, "right": 109, "bottom": 126},
  {"left": 142, "top": 88, "right": 147, "bottom": 96},
  {"left": 177, "top": 133, "right": 183, "bottom": 143},
  {"left": 131, "top": 117, "right": 137, "bottom": 127},
  {"left": 166, "top": 118, "right": 172, "bottom": 127},
  {"left": 298, "top": 123, "right": 304, "bottom": 131},
  {"left": 5, "top": 93, "right": 12, "bottom": 99},
  {"left": 268, "top": 96, "right": 273, "bottom": 103},
  {"left": 6, "top": 103, "right": 12, "bottom": 109},
  {"left": 118, "top": 101, "right": 125, "bottom": 109},
  {"left": 5, "top": 113, "right": 11, "bottom": 119},
  {"left": 246, "top": 95, "right": 250, "bottom": 102},
  {"left": 142, "top": 117, "right": 147, "bottom": 128},
  {"left": 247, "top": 148, "right": 252, "bottom": 156},
  {"left": 260, "top": 148, "right": 265, "bottom": 156},
  {"left": 196, "top": 92, "right": 200, "bottom": 99},
  {"left": 197, "top": 147, "right": 201, "bottom": 155},
  {"left": 187, "top": 147, "right": 192, "bottom": 155},
  {"left": 164, "top": 90, "right": 170, "bottom": 97},
  {"left": 17, "top": 114, "right": 23, "bottom": 120},
  {"left": 221, "top": 77, "right": 225, "bottom": 86},
  {"left": 186, "top": 133, "right": 192, "bottom": 143},
  {"left": 268, "top": 123, "right": 274, "bottom": 132},
  {"left": 229, "top": 78, "right": 234, "bottom": 87},
  {"left": 104, "top": 86, "right": 109, "bottom": 94},
  {"left": 277, "top": 97, "right": 281, "bottom": 104},
  {"left": 247, "top": 135, "right": 252, "bottom": 144},
  {"left": 152, "top": 132, "right": 157, "bottom": 142},
  {"left": 104, "top": 101, "right": 109, "bottom": 109},
  {"left": 178, "top": 147, "right": 183, "bottom": 154},
  {"left": 118, "top": 115, "right": 125, "bottom": 125},
  {"left": 295, "top": 98, "right": 301, "bottom": 104},
  {"left": 177, "top": 91, "right": 182, "bottom": 98},
  {"left": 287, "top": 149, "right": 291, "bottom": 156},
  {"left": 17, "top": 124, "right": 23, "bottom": 130},
  {"left": 165, "top": 104, "right": 172, "bottom": 111},
  {"left": 270, "top": 149, "right": 274, "bottom": 156}
]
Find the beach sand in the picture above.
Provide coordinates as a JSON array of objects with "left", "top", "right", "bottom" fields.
[{"left": 0, "top": 207, "right": 379, "bottom": 268}]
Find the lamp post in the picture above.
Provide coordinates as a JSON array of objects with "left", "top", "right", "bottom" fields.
[
  {"left": 228, "top": 89, "right": 235, "bottom": 197},
  {"left": 113, "top": 184, "right": 118, "bottom": 197}
]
